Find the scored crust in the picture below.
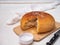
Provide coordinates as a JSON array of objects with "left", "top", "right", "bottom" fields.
[{"left": 20, "top": 11, "right": 55, "bottom": 33}]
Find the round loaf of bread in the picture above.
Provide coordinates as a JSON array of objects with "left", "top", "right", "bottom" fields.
[{"left": 20, "top": 11, "right": 55, "bottom": 33}]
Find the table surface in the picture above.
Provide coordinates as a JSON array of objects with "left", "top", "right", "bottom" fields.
[
  {"left": 0, "top": 0, "right": 57, "bottom": 2},
  {"left": 0, "top": 4, "right": 60, "bottom": 45}
]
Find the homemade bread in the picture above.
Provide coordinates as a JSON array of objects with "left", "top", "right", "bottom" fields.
[{"left": 20, "top": 11, "right": 55, "bottom": 33}]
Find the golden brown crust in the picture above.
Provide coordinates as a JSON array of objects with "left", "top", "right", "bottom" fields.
[
  {"left": 20, "top": 11, "right": 55, "bottom": 33},
  {"left": 20, "top": 11, "right": 37, "bottom": 30},
  {"left": 37, "top": 12, "right": 55, "bottom": 33}
]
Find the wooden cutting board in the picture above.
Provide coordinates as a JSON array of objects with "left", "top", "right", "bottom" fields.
[{"left": 13, "top": 22, "right": 60, "bottom": 41}]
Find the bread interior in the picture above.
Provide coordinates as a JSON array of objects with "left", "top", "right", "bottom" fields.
[{"left": 25, "top": 18, "right": 37, "bottom": 29}]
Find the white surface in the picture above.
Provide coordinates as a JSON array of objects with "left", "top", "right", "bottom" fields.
[
  {"left": 0, "top": 0, "right": 60, "bottom": 4},
  {"left": 0, "top": 4, "right": 60, "bottom": 45},
  {"left": 0, "top": 0, "right": 56, "bottom": 2}
]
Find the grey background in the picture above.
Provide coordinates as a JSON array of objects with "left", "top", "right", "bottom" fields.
[{"left": 0, "top": 0, "right": 60, "bottom": 2}]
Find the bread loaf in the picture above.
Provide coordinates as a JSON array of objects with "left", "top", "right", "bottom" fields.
[{"left": 20, "top": 11, "right": 55, "bottom": 33}]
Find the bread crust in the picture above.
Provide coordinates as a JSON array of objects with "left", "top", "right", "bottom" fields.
[
  {"left": 37, "top": 12, "right": 55, "bottom": 33},
  {"left": 21, "top": 11, "right": 37, "bottom": 30}
]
